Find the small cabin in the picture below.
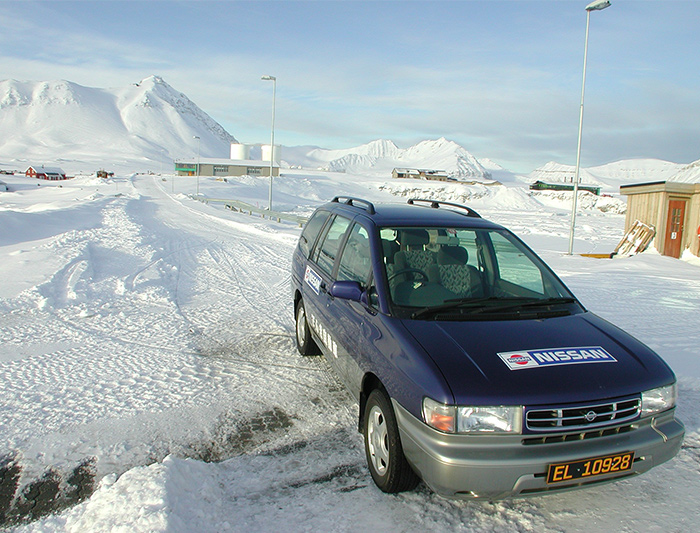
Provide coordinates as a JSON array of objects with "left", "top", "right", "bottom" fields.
[
  {"left": 620, "top": 180, "right": 700, "bottom": 259},
  {"left": 25, "top": 166, "right": 67, "bottom": 180}
]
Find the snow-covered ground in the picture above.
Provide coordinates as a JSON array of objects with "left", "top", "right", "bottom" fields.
[{"left": 1, "top": 170, "right": 698, "bottom": 532}]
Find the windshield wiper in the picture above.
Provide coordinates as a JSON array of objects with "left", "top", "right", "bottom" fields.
[
  {"left": 410, "top": 296, "right": 577, "bottom": 320},
  {"left": 410, "top": 297, "right": 525, "bottom": 319},
  {"left": 472, "top": 297, "right": 578, "bottom": 314}
]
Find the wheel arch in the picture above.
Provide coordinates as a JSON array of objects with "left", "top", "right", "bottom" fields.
[
  {"left": 358, "top": 372, "right": 387, "bottom": 432},
  {"left": 293, "top": 289, "right": 303, "bottom": 319}
]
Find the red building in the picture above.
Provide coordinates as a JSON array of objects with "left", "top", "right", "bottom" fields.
[{"left": 25, "top": 166, "right": 67, "bottom": 180}]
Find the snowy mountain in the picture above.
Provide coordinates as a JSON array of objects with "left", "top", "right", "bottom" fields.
[
  {"left": 529, "top": 159, "right": 685, "bottom": 192},
  {"left": 285, "top": 138, "right": 492, "bottom": 180},
  {"left": 0, "top": 76, "right": 236, "bottom": 171},
  {"left": 1, "top": 76, "right": 695, "bottom": 186}
]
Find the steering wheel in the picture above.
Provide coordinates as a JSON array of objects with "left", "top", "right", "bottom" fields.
[{"left": 388, "top": 268, "right": 430, "bottom": 284}]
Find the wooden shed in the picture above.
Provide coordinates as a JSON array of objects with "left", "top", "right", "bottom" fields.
[{"left": 620, "top": 180, "right": 700, "bottom": 259}]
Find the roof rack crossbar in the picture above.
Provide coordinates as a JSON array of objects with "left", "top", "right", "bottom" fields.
[
  {"left": 331, "top": 196, "right": 376, "bottom": 215},
  {"left": 407, "top": 198, "right": 481, "bottom": 218}
]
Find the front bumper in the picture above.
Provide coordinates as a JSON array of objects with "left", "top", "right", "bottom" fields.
[{"left": 394, "top": 400, "right": 684, "bottom": 500}]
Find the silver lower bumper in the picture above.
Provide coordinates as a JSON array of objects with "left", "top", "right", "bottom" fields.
[{"left": 393, "top": 400, "right": 684, "bottom": 500}]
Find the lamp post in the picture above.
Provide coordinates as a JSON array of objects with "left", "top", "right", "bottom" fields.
[
  {"left": 568, "top": 0, "right": 611, "bottom": 255},
  {"left": 194, "top": 135, "right": 201, "bottom": 196},
  {"left": 261, "top": 75, "right": 276, "bottom": 211}
]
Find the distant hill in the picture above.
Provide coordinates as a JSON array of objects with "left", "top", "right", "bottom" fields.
[
  {"left": 283, "top": 138, "right": 493, "bottom": 181},
  {"left": 529, "top": 159, "right": 686, "bottom": 192},
  {"left": 667, "top": 159, "right": 700, "bottom": 184},
  {"left": 0, "top": 76, "right": 235, "bottom": 171}
]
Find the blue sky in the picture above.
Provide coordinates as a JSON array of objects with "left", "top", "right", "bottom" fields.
[{"left": 1, "top": 0, "right": 698, "bottom": 172}]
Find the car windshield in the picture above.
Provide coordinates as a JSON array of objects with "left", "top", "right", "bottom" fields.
[{"left": 380, "top": 226, "right": 577, "bottom": 318}]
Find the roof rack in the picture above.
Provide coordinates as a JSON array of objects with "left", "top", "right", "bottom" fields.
[
  {"left": 331, "top": 196, "right": 376, "bottom": 215},
  {"left": 407, "top": 198, "right": 481, "bottom": 218}
]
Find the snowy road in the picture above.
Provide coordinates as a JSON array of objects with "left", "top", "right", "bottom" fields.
[{"left": 1, "top": 173, "right": 699, "bottom": 532}]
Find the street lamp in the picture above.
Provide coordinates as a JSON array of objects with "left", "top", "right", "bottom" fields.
[
  {"left": 261, "top": 75, "right": 276, "bottom": 211},
  {"left": 568, "top": 0, "right": 611, "bottom": 255},
  {"left": 193, "top": 135, "right": 201, "bottom": 196}
]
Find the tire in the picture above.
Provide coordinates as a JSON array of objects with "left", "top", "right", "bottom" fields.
[
  {"left": 363, "top": 389, "right": 420, "bottom": 493},
  {"left": 295, "top": 299, "right": 320, "bottom": 356}
]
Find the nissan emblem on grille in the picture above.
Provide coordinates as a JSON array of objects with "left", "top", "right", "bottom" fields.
[{"left": 585, "top": 410, "right": 598, "bottom": 422}]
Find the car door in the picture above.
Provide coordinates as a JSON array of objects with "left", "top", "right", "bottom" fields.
[
  {"left": 302, "top": 214, "right": 352, "bottom": 377},
  {"left": 330, "top": 222, "right": 377, "bottom": 395}
]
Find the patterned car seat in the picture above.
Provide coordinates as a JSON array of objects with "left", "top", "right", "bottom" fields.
[{"left": 430, "top": 245, "right": 483, "bottom": 297}]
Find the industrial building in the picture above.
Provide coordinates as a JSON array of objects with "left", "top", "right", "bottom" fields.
[
  {"left": 175, "top": 143, "right": 280, "bottom": 177},
  {"left": 392, "top": 168, "right": 450, "bottom": 181}
]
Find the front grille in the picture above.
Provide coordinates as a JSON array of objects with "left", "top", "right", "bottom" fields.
[
  {"left": 526, "top": 398, "right": 640, "bottom": 432},
  {"left": 522, "top": 423, "right": 635, "bottom": 445}
]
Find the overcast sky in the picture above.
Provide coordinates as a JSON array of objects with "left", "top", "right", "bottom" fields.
[{"left": 2, "top": 0, "right": 698, "bottom": 172}]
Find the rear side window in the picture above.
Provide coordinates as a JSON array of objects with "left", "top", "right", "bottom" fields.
[
  {"left": 313, "top": 215, "right": 352, "bottom": 275},
  {"left": 298, "top": 210, "right": 330, "bottom": 258}
]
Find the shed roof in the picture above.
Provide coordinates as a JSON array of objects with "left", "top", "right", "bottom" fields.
[
  {"left": 620, "top": 180, "right": 700, "bottom": 195},
  {"left": 27, "top": 166, "right": 65, "bottom": 174}
]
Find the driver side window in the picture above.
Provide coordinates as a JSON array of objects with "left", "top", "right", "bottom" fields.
[
  {"left": 337, "top": 224, "right": 371, "bottom": 284},
  {"left": 313, "top": 215, "right": 351, "bottom": 276}
]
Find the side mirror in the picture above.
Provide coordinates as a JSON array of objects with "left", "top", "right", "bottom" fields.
[{"left": 330, "top": 280, "right": 364, "bottom": 302}]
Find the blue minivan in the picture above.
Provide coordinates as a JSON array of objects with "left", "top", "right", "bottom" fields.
[{"left": 291, "top": 197, "right": 684, "bottom": 499}]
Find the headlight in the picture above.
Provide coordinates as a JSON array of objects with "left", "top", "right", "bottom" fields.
[
  {"left": 641, "top": 383, "right": 677, "bottom": 416},
  {"left": 457, "top": 406, "right": 523, "bottom": 434},
  {"left": 423, "top": 398, "right": 522, "bottom": 434}
]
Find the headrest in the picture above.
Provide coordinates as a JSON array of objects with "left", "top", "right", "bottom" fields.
[
  {"left": 401, "top": 229, "right": 429, "bottom": 248},
  {"left": 438, "top": 246, "right": 468, "bottom": 265}
]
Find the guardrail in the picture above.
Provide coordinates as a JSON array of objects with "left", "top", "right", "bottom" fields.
[{"left": 192, "top": 196, "right": 308, "bottom": 227}]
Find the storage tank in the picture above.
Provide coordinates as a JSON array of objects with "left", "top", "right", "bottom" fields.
[
  {"left": 261, "top": 144, "right": 281, "bottom": 164},
  {"left": 230, "top": 143, "right": 251, "bottom": 160}
]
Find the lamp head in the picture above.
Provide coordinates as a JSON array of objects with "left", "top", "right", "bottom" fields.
[
  {"left": 586, "top": 0, "right": 611, "bottom": 11},
  {"left": 261, "top": 75, "right": 276, "bottom": 81}
]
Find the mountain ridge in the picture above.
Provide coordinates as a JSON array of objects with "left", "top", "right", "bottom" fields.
[
  {"left": 1, "top": 76, "right": 697, "bottom": 186},
  {"left": 297, "top": 137, "right": 492, "bottom": 180},
  {"left": 0, "top": 76, "right": 235, "bottom": 170}
]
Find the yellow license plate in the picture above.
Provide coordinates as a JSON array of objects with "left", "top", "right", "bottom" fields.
[{"left": 546, "top": 451, "right": 634, "bottom": 484}]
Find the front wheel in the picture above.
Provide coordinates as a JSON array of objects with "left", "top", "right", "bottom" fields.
[
  {"left": 295, "top": 299, "right": 320, "bottom": 356},
  {"left": 363, "top": 389, "right": 419, "bottom": 493}
]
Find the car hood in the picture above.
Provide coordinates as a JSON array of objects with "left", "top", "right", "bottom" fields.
[{"left": 403, "top": 312, "right": 675, "bottom": 406}]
